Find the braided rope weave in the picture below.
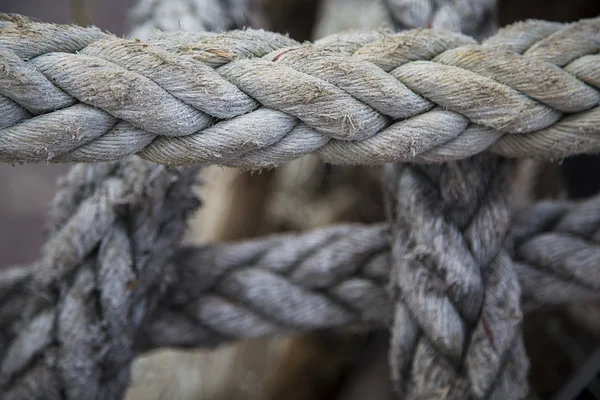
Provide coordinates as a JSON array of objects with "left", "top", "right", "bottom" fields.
[
  {"left": 0, "top": 159, "right": 200, "bottom": 399},
  {"left": 1, "top": 193, "right": 599, "bottom": 362},
  {"left": 140, "top": 192, "right": 600, "bottom": 351},
  {"left": 0, "top": 15, "right": 599, "bottom": 167},
  {"left": 2, "top": 8, "right": 600, "bottom": 400}
]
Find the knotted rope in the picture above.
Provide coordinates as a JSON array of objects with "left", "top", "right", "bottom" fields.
[{"left": 1, "top": 15, "right": 599, "bottom": 166}]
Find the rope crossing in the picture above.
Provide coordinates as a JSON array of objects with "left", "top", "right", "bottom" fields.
[
  {"left": 0, "top": 15, "right": 599, "bottom": 167},
  {"left": 2, "top": 8, "right": 600, "bottom": 400},
  {"left": 1, "top": 186, "right": 599, "bottom": 388}
]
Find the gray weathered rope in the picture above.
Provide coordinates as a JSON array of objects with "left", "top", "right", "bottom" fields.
[
  {"left": 1, "top": 15, "right": 600, "bottom": 166},
  {"left": 2, "top": 194, "right": 599, "bottom": 353},
  {"left": 383, "top": 0, "right": 527, "bottom": 395},
  {"left": 384, "top": 155, "right": 528, "bottom": 399},
  {"left": 0, "top": 158, "right": 200, "bottom": 400},
  {"left": 138, "top": 192, "right": 600, "bottom": 352},
  {"left": 0, "top": 3, "right": 253, "bottom": 397}
]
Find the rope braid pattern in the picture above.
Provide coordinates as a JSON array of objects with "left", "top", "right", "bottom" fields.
[
  {"left": 385, "top": 157, "right": 527, "bottom": 399},
  {"left": 140, "top": 194, "right": 600, "bottom": 352},
  {"left": 0, "top": 158, "right": 200, "bottom": 400},
  {"left": 384, "top": 3, "right": 526, "bottom": 398},
  {"left": 1, "top": 195, "right": 599, "bottom": 361},
  {"left": 1, "top": 8, "right": 600, "bottom": 400},
  {"left": 0, "top": 15, "right": 599, "bottom": 167}
]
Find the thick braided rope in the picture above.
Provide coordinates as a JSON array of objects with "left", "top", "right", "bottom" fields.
[
  {"left": 383, "top": 1, "right": 527, "bottom": 396},
  {"left": 2, "top": 195, "right": 598, "bottom": 353},
  {"left": 140, "top": 193, "right": 600, "bottom": 352},
  {"left": 0, "top": 2, "right": 255, "bottom": 397},
  {"left": 0, "top": 158, "right": 200, "bottom": 400},
  {"left": 1, "top": 15, "right": 599, "bottom": 166},
  {"left": 384, "top": 156, "right": 528, "bottom": 399}
]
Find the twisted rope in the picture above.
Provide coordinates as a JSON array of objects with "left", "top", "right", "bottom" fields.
[
  {"left": 2, "top": 195, "right": 599, "bottom": 353},
  {"left": 0, "top": 15, "right": 599, "bottom": 166},
  {"left": 382, "top": 2, "right": 525, "bottom": 396},
  {"left": 384, "top": 156, "right": 528, "bottom": 399},
  {"left": 0, "top": 158, "right": 200, "bottom": 400}
]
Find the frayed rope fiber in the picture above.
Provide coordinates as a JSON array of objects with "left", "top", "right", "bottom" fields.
[
  {"left": 0, "top": 14, "right": 599, "bottom": 167},
  {"left": 2, "top": 8, "right": 600, "bottom": 400}
]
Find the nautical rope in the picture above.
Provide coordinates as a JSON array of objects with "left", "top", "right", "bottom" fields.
[
  {"left": 0, "top": 158, "right": 200, "bottom": 400},
  {"left": 2, "top": 194, "right": 599, "bottom": 353},
  {"left": 383, "top": 3, "right": 526, "bottom": 397},
  {"left": 384, "top": 156, "right": 528, "bottom": 399},
  {"left": 0, "top": 15, "right": 599, "bottom": 167},
  {"left": 2, "top": 10, "right": 600, "bottom": 400}
]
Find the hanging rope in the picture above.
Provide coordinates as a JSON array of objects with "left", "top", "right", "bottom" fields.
[
  {"left": 384, "top": 156, "right": 528, "bottom": 398},
  {"left": 0, "top": 15, "right": 599, "bottom": 166},
  {"left": 0, "top": 158, "right": 200, "bottom": 400}
]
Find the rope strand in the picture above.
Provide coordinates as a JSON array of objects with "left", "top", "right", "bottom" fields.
[
  {"left": 2, "top": 195, "right": 598, "bottom": 353},
  {"left": 0, "top": 15, "right": 599, "bottom": 166}
]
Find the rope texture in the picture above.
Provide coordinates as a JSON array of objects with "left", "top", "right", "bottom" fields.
[
  {"left": 383, "top": 4, "right": 526, "bottom": 398},
  {"left": 0, "top": 158, "right": 200, "bottom": 400},
  {"left": 140, "top": 194, "right": 600, "bottom": 352},
  {"left": 2, "top": 9, "right": 600, "bottom": 400},
  {"left": 1, "top": 15, "right": 599, "bottom": 166},
  {"left": 385, "top": 156, "right": 527, "bottom": 399},
  {"left": 2, "top": 195, "right": 599, "bottom": 355}
]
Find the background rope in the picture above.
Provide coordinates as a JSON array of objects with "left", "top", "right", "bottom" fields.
[
  {"left": 385, "top": 156, "right": 528, "bottom": 399},
  {"left": 384, "top": 0, "right": 498, "bottom": 38},
  {"left": 128, "top": 0, "right": 253, "bottom": 40},
  {"left": 2, "top": 194, "right": 599, "bottom": 353},
  {"left": 0, "top": 15, "right": 599, "bottom": 166},
  {"left": 0, "top": 158, "right": 200, "bottom": 400}
]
